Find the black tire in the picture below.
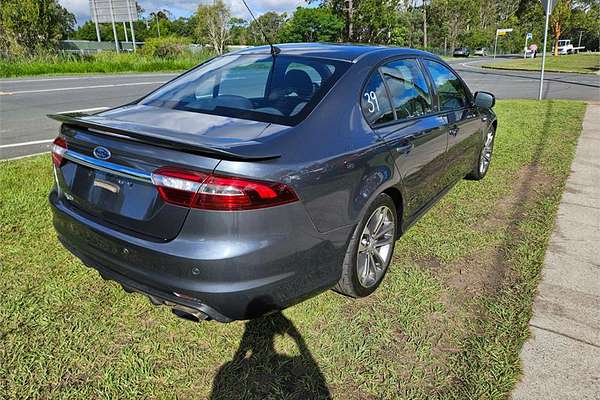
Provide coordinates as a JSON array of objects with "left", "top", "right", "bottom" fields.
[
  {"left": 333, "top": 193, "right": 397, "bottom": 298},
  {"left": 466, "top": 124, "right": 496, "bottom": 181}
]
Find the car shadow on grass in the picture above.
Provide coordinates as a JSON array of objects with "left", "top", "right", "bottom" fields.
[{"left": 209, "top": 309, "right": 331, "bottom": 400}]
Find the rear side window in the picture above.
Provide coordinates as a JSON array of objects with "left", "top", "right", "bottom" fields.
[
  {"left": 361, "top": 71, "right": 394, "bottom": 125},
  {"left": 423, "top": 60, "right": 469, "bottom": 111},
  {"left": 380, "top": 59, "right": 432, "bottom": 120}
]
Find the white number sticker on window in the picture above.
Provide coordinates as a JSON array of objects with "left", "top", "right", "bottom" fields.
[{"left": 363, "top": 91, "right": 380, "bottom": 114}]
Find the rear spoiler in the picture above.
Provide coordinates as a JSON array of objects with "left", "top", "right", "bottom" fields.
[{"left": 47, "top": 112, "right": 281, "bottom": 162}]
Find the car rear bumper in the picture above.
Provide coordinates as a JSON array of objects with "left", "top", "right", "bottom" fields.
[{"left": 49, "top": 188, "right": 352, "bottom": 321}]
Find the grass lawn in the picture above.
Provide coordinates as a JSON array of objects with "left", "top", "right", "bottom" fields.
[
  {"left": 0, "top": 52, "right": 212, "bottom": 78},
  {"left": 482, "top": 53, "right": 600, "bottom": 74},
  {"left": 0, "top": 100, "right": 586, "bottom": 399}
]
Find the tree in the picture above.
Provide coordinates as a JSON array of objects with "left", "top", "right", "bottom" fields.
[
  {"left": 434, "top": 0, "right": 478, "bottom": 50},
  {"left": 229, "top": 17, "right": 249, "bottom": 45},
  {"left": 352, "top": 0, "right": 402, "bottom": 44},
  {"left": 550, "top": 0, "right": 573, "bottom": 55},
  {"left": 0, "top": 0, "right": 75, "bottom": 57},
  {"left": 149, "top": 9, "right": 171, "bottom": 37},
  {"left": 278, "top": 7, "right": 344, "bottom": 43},
  {"left": 248, "top": 12, "right": 287, "bottom": 45},
  {"left": 195, "top": 0, "right": 231, "bottom": 54}
]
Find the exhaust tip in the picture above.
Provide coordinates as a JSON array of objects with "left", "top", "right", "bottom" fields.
[{"left": 171, "top": 307, "right": 208, "bottom": 323}]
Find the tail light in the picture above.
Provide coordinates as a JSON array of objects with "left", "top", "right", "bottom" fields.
[
  {"left": 151, "top": 167, "right": 298, "bottom": 211},
  {"left": 51, "top": 137, "right": 67, "bottom": 167}
]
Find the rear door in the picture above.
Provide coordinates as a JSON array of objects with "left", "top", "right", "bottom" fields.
[
  {"left": 364, "top": 58, "right": 448, "bottom": 218},
  {"left": 422, "top": 59, "right": 481, "bottom": 187}
]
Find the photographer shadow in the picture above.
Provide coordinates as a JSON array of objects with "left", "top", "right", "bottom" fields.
[{"left": 209, "top": 311, "right": 331, "bottom": 400}]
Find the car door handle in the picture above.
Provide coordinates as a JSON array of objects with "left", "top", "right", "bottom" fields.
[
  {"left": 395, "top": 143, "right": 414, "bottom": 155},
  {"left": 449, "top": 126, "right": 459, "bottom": 136}
]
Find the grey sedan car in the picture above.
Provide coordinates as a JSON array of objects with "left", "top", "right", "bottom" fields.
[{"left": 49, "top": 43, "right": 497, "bottom": 322}]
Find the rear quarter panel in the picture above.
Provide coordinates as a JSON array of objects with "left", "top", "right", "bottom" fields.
[{"left": 215, "top": 59, "right": 403, "bottom": 234}]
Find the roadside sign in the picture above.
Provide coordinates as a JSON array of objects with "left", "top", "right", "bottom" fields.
[
  {"left": 89, "top": 0, "right": 137, "bottom": 52},
  {"left": 540, "top": 0, "right": 558, "bottom": 15},
  {"left": 524, "top": 33, "right": 533, "bottom": 58},
  {"left": 90, "top": 0, "right": 136, "bottom": 23},
  {"left": 493, "top": 28, "right": 513, "bottom": 61}
]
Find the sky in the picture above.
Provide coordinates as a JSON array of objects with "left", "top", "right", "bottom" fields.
[{"left": 58, "top": 0, "right": 309, "bottom": 25}]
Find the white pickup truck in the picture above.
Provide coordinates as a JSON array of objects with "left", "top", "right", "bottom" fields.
[{"left": 557, "top": 39, "right": 585, "bottom": 55}]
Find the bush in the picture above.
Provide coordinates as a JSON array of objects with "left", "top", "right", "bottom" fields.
[
  {"left": 0, "top": 50, "right": 215, "bottom": 77},
  {"left": 141, "top": 36, "right": 191, "bottom": 58}
]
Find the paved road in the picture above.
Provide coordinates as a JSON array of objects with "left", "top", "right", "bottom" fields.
[
  {"left": 449, "top": 57, "right": 600, "bottom": 100},
  {"left": 1, "top": 56, "right": 598, "bottom": 160},
  {"left": 0, "top": 73, "right": 176, "bottom": 160}
]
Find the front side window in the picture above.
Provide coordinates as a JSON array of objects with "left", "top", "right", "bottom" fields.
[
  {"left": 140, "top": 54, "right": 349, "bottom": 125},
  {"left": 361, "top": 71, "right": 395, "bottom": 125},
  {"left": 380, "top": 59, "right": 432, "bottom": 120},
  {"left": 423, "top": 60, "right": 469, "bottom": 111}
]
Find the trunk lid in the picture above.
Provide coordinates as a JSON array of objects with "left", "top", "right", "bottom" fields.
[{"left": 50, "top": 106, "right": 284, "bottom": 241}]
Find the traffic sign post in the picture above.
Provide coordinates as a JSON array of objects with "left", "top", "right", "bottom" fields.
[
  {"left": 524, "top": 32, "right": 532, "bottom": 58},
  {"left": 539, "top": 0, "right": 558, "bottom": 100},
  {"left": 493, "top": 29, "right": 513, "bottom": 61}
]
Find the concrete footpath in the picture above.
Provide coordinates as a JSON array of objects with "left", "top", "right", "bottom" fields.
[{"left": 512, "top": 103, "right": 600, "bottom": 399}]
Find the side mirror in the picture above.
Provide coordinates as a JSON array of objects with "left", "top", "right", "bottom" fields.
[{"left": 474, "top": 91, "right": 495, "bottom": 109}]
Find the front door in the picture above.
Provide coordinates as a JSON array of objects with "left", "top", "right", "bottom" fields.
[{"left": 423, "top": 59, "right": 482, "bottom": 186}]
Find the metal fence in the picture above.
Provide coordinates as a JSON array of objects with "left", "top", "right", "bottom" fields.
[
  {"left": 59, "top": 40, "right": 140, "bottom": 54},
  {"left": 59, "top": 40, "right": 251, "bottom": 55}
]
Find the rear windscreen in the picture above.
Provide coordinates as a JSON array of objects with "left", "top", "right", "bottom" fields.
[{"left": 140, "top": 54, "right": 350, "bottom": 126}]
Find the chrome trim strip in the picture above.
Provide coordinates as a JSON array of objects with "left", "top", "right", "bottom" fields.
[{"left": 62, "top": 149, "right": 153, "bottom": 183}]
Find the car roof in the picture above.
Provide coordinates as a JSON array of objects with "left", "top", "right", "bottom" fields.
[{"left": 230, "top": 43, "right": 436, "bottom": 63}]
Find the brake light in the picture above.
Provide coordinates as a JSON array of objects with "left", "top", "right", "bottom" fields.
[
  {"left": 51, "top": 137, "right": 67, "bottom": 167},
  {"left": 151, "top": 167, "right": 209, "bottom": 208},
  {"left": 151, "top": 167, "right": 298, "bottom": 210}
]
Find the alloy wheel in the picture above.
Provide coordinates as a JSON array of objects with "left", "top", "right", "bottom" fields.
[{"left": 356, "top": 206, "right": 395, "bottom": 288}]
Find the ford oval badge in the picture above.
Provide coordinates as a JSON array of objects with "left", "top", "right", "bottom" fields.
[{"left": 93, "top": 146, "right": 111, "bottom": 161}]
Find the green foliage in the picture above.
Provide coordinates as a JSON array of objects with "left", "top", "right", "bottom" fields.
[
  {"left": 0, "top": 0, "right": 75, "bottom": 58},
  {"left": 228, "top": 17, "right": 249, "bottom": 45},
  {"left": 0, "top": 50, "right": 213, "bottom": 78},
  {"left": 248, "top": 12, "right": 288, "bottom": 45},
  {"left": 17, "top": 0, "right": 600, "bottom": 59},
  {"left": 141, "top": 36, "right": 191, "bottom": 58},
  {"left": 195, "top": 0, "right": 231, "bottom": 54},
  {"left": 278, "top": 7, "right": 344, "bottom": 43}
]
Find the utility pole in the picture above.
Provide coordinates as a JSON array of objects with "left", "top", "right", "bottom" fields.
[
  {"left": 155, "top": 13, "right": 161, "bottom": 37},
  {"left": 423, "top": 0, "right": 428, "bottom": 48}
]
